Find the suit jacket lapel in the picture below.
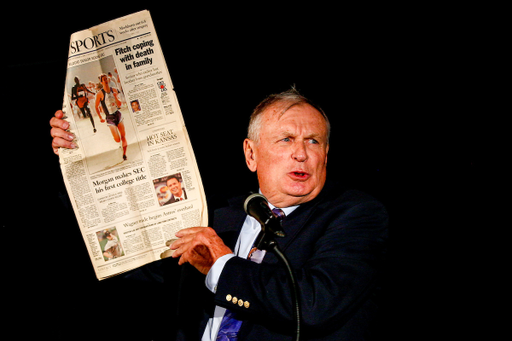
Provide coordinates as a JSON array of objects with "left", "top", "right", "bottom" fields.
[{"left": 277, "top": 195, "right": 323, "bottom": 251}]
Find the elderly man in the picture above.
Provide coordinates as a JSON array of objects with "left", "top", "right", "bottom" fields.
[{"left": 50, "top": 89, "right": 388, "bottom": 340}]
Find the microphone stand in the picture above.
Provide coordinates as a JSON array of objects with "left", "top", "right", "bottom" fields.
[{"left": 255, "top": 222, "right": 301, "bottom": 341}]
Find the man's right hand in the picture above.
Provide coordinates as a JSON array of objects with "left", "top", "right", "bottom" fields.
[{"left": 50, "top": 110, "right": 76, "bottom": 155}]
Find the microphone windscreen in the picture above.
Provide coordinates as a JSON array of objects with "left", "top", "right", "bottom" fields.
[{"left": 244, "top": 193, "right": 267, "bottom": 214}]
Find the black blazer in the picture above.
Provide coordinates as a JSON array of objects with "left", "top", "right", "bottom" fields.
[{"left": 176, "top": 183, "right": 388, "bottom": 340}]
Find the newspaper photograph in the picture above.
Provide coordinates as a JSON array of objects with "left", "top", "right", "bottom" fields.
[{"left": 59, "top": 10, "right": 207, "bottom": 280}]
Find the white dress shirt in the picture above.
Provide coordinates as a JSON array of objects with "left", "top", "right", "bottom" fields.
[{"left": 201, "top": 202, "right": 298, "bottom": 341}]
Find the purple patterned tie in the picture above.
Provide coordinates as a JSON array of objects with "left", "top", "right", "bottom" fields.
[
  {"left": 216, "top": 208, "right": 285, "bottom": 340},
  {"left": 272, "top": 207, "right": 286, "bottom": 220}
]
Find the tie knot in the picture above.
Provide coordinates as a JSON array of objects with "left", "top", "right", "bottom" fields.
[{"left": 272, "top": 208, "right": 286, "bottom": 221}]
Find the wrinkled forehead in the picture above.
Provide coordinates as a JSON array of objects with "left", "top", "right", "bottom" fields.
[
  {"left": 263, "top": 100, "right": 305, "bottom": 118},
  {"left": 261, "top": 103, "right": 328, "bottom": 134}
]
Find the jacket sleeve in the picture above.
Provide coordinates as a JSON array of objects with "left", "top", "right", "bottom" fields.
[{"left": 213, "top": 196, "right": 388, "bottom": 332}]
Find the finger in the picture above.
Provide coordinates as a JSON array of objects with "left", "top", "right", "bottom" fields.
[
  {"left": 171, "top": 242, "right": 186, "bottom": 259},
  {"left": 178, "top": 254, "right": 189, "bottom": 265},
  {"left": 52, "top": 136, "right": 76, "bottom": 151},
  {"left": 170, "top": 234, "right": 201, "bottom": 260},
  {"left": 50, "top": 115, "right": 70, "bottom": 130},
  {"left": 176, "top": 245, "right": 203, "bottom": 265},
  {"left": 165, "top": 238, "right": 178, "bottom": 247},
  {"left": 55, "top": 110, "right": 65, "bottom": 119},
  {"left": 50, "top": 126, "right": 74, "bottom": 141},
  {"left": 175, "top": 227, "right": 205, "bottom": 238},
  {"left": 170, "top": 236, "right": 192, "bottom": 255},
  {"left": 168, "top": 238, "right": 184, "bottom": 250}
]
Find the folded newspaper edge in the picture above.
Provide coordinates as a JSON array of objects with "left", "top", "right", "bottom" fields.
[{"left": 59, "top": 10, "right": 208, "bottom": 280}]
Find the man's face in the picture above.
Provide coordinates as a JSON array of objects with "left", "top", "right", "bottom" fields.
[
  {"left": 167, "top": 178, "right": 183, "bottom": 196},
  {"left": 101, "top": 75, "right": 108, "bottom": 86},
  {"left": 244, "top": 103, "right": 329, "bottom": 207}
]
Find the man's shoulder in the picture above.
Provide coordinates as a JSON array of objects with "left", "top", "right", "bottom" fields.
[{"left": 287, "top": 182, "right": 387, "bottom": 228}]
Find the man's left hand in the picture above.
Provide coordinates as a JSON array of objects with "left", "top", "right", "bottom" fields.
[{"left": 166, "top": 227, "right": 233, "bottom": 275}]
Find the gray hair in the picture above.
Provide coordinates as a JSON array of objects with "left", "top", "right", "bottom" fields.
[{"left": 247, "top": 88, "right": 331, "bottom": 143}]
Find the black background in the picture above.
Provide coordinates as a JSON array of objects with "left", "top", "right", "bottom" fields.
[{"left": 5, "top": 3, "right": 486, "bottom": 340}]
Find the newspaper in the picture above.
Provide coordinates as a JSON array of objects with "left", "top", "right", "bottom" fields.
[{"left": 59, "top": 10, "right": 207, "bottom": 280}]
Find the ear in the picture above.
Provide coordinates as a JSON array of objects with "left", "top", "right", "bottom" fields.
[
  {"left": 243, "top": 138, "right": 258, "bottom": 172},
  {"left": 324, "top": 144, "right": 329, "bottom": 165}
]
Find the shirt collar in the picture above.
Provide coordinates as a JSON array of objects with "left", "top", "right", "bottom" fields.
[{"left": 259, "top": 189, "right": 300, "bottom": 216}]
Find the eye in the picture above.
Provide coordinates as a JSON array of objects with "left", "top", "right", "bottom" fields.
[
  {"left": 281, "top": 137, "right": 291, "bottom": 142},
  {"left": 308, "top": 138, "right": 319, "bottom": 144}
]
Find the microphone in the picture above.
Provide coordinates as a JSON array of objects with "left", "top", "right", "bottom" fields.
[
  {"left": 244, "top": 193, "right": 286, "bottom": 250},
  {"left": 244, "top": 193, "right": 301, "bottom": 340}
]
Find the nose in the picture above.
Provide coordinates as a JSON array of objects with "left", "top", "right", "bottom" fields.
[{"left": 292, "top": 142, "right": 308, "bottom": 162}]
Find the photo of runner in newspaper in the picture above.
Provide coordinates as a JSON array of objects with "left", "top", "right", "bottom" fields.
[
  {"left": 71, "top": 77, "right": 96, "bottom": 132},
  {"left": 95, "top": 73, "right": 128, "bottom": 161},
  {"left": 65, "top": 55, "right": 142, "bottom": 174}
]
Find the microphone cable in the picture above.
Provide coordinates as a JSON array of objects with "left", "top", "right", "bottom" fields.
[{"left": 268, "top": 240, "right": 301, "bottom": 341}]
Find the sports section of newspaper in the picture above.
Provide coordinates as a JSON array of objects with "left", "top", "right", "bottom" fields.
[{"left": 59, "top": 10, "right": 207, "bottom": 280}]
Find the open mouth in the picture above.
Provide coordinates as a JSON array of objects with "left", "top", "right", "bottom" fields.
[{"left": 289, "top": 171, "right": 309, "bottom": 180}]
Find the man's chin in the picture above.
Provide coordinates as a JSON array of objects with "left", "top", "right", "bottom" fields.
[
  {"left": 285, "top": 180, "right": 325, "bottom": 201},
  {"left": 284, "top": 181, "right": 316, "bottom": 196},
  {"left": 280, "top": 187, "right": 321, "bottom": 205}
]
